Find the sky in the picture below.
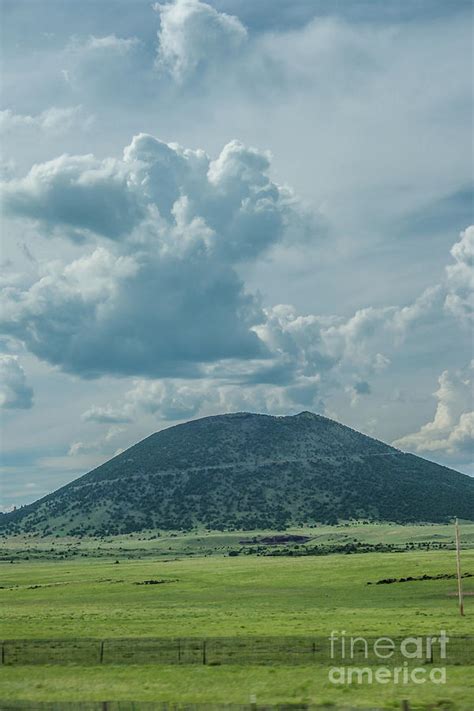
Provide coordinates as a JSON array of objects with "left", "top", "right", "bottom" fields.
[{"left": 0, "top": 0, "right": 472, "bottom": 510}]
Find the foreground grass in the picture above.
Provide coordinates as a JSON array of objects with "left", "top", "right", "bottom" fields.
[
  {"left": 1, "top": 665, "right": 473, "bottom": 708},
  {"left": 0, "top": 533, "right": 473, "bottom": 707}
]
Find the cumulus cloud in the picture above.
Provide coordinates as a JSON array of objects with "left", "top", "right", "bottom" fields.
[
  {"left": 0, "top": 133, "right": 310, "bottom": 377},
  {"left": 254, "top": 293, "right": 430, "bottom": 388},
  {"left": 0, "top": 128, "right": 468, "bottom": 419},
  {"left": 0, "top": 355, "right": 33, "bottom": 409},
  {"left": 393, "top": 364, "right": 473, "bottom": 462},
  {"left": 154, "top": 0, "right": 248, "bottom": 81},
  {"left": 2, "top": 133, "right": 300, "bottom": 251},
  {"left": 0, "top": 106, "right": 93, "bottom": 133},
  {"left": 444, "top": 225, "right": 473, "bottom": 326}
]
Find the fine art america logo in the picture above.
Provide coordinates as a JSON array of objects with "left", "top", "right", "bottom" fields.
[{"left": 328, "top": 630, "right": 449, "bottom": 685}]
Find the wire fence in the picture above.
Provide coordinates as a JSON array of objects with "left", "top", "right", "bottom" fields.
[{"left": 1, "top": 636, "right": 472, "bottom": 667}]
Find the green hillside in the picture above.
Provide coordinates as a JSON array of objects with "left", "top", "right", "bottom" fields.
[{"left": 2, "top": 411, "right": 473, "bottom": 536}]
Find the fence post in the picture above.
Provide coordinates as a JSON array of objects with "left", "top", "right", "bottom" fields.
[
  {"left": 401, "top": 701, "right": 410, "bottom": 711},
  {"left": 202, "top": 640, "right": 207, "bottom": 665},
  {"left": 99, "top": 640, "right": 105, "bottom": 664},
  {"left": 1, "top": 642, "right": 4, "bottom": 665}
]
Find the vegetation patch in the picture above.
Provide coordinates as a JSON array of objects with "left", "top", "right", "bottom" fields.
[
  {"left": 133, "top": 578, "right": 178, "bottom": 585},
  {"left": 369, "top": 572, "right": 473, "bottom": 585},
  {"left": 239, "top": 534, "right": 312, "bottom": 545}
]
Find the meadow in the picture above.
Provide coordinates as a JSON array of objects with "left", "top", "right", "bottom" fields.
[{"left": 0, "top": 524, "right": 473, "bottom": 709}]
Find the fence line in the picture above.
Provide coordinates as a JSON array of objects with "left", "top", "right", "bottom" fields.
[{"left": 1, "top": 636, "right": 473, "bottom": 667}]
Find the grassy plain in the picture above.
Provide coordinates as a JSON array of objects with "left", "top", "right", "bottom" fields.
[
  {"left": 3, "top": 521, "right": 474, "bottom": 560},
  {"left": 0, "top": 524, "right": 473, "bottom": 708}
]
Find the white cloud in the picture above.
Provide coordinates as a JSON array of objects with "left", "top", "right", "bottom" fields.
[
  {"left": 81, "top": 404, "right": 133, "bottom": 424},
  {"left": 154, "top": 0, "right": 247, "bottom": 81},
  {"left": 126, "top": 379, "right": 205, "bottom": 420},
  {"left": 78, "top": 35, "right": 140, "bottom": 55},
  {"left": 0, "top": 354, "right": 33, "bottom": 409},
  {"left": 444, "top": 225, "right": 473, "bottom": 326},
  {"left": 68, "top": 425, "right": 124, "bottom": 456},
  {"left": 2, "top": 133, "right": 302, "bottom": 251},
  {"left": 82, "top": 372, "right": 323, "bottom": 426},
  {"left": 391, "top": 286, "right": 443, "bottom": 338},
  {"left": 0, "top": 106, "right": 93, "bottom": 134},
  {"left": 82, "top": 379, "right": 208, "bottom": 423},
  {"left": 255, "top": 288, "right": 434, "bottom": 386},
  {"left": 393, "top": 364, "right": 473, "bottom": 461}
]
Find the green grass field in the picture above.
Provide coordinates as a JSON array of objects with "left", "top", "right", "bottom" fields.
[
  {"left": 1, "top": 525, "right": 473, "bottom": 708},
  {"left": 3, "top": 521, "right": 474, "bottom": 561}
]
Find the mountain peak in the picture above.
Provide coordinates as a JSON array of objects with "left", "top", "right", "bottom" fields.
[
  {"left": 2, "top": 411, "right": 473, "bottom": 536},
  {"left": 294, "top": 410, "right": 321, "bottom": 418}
]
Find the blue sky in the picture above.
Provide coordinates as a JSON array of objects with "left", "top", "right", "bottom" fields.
[{"left": 0, "top": 0, "right": 472, "bottom": 510}]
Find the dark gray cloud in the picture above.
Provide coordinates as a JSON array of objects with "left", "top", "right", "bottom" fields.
[
  {"left": 2, "top": 154, "right": 144, "bottom": 240},
  {"left": 353, "top": 380, "right": 371, "bottom": 395},
  {"left": 1, "top": 245, "right": 265, "bottom": 378}
]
